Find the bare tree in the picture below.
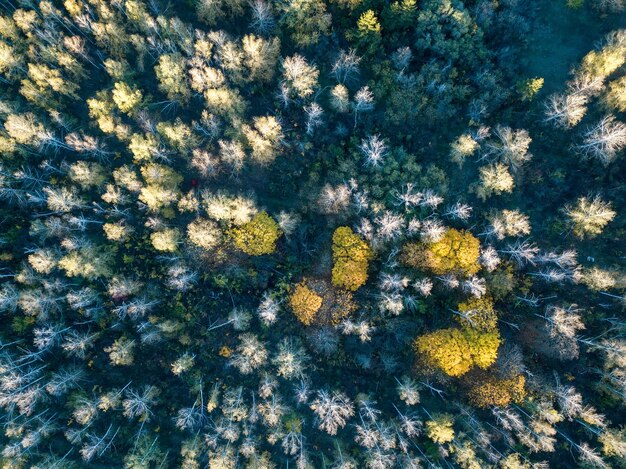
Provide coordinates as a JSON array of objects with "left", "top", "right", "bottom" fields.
[
  {"left": 545, "top": 93, "right": 588, "bottom": 129},
  {"left": 332, "top": 49, "right": 361, "bottom": 84},
  {"left": 310, "top": 390, "right": 355, "bottom": 435},
  {"left": 360, "top": 135, "right": 387, "bottom": 167},
  {"left": 482, "top": 126, "right": 532, "bottom": 172},
  {"left": 576, "top": 115, "right": 626, "bottom": 166}
]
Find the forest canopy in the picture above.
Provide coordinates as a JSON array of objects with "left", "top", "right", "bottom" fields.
[{"left": 0, "top": 0, "right": 625, "bottom": 468}]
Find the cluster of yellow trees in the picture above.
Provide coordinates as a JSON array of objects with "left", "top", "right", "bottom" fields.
[
  {"left": 404, "top": 228, "right": 527, "bottom": 407},
  {"left": 401, "top": 228, "right": 480, "bottom": 275},
  {"left": 289, "top": 226, "right": 371, "bottom": 326}
]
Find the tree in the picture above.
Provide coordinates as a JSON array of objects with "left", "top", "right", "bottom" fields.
[
  {"left": 579, "top": 42, "right": 625, "bottom": 81},
  {"left": 331, "top": 84, "right": 350, "bottom": 112},
  {"left": 154, "top": 54, "right": 190, "bottom": 102},
  {"left": 203, "top": 192, "right": 257, "bottom": 225},
  {"left": 425, "top": 413, "right": 455, "bottom": 444},
  {"left": 591, "top": 0, "right": 626, "bottom": 12},
  {"left": 282, "top": 55, "right": 319, "bottom": 99},
  {"left": 242, "top": 115, "right": 283, "bottom": 164},
  {"left": 576, "top": 115, "right": 626, "bottom": 166},
  {"left": 0, "top": 42, "right": 22, "bottom": 79},
  {"left": 250, "top": 0, "right": 275, "bottom": 34},
  {"left": 318, "top": 184, "right": 351, "bottom": 214},
  {"left": 69, "top": 161, "right": 106, "bottom": 188},
  {"left": 563, "top": 195, "right": 616, "bottom": 238},
  {"left": 23, "top": 63, "right": 79, "bottom": 100},
  {"left": 467, "top": 373, "right": 526, "bottom": 408},
  {"left": 187, "top": 218, "right": 222, "bottom": 250},
  {"left": 171, "top": 353, "right": 195, "bottom": 375},
  {"left": 455, "top": 296, "right": 498, "bottom": 331},
  {"left": 229, "top": 333, "right": 268, "bottom": 374},
  {"left": 354, "top": 10, "right": 382, "bottom": 54},
  {"left": 360, "top": 134, "right": 387, "bottom": 167},
  {"left": 332, "top": 49, "right": 361, "bottom": 84},
  {"left": 464, "top": 327, "right": 502, "bottom": 369},
  {"left": 488, "top": 209, "right": 531, "bottom": 240},
  {"left": 59, "top": 246, "right": 112, "bottom": 280},
  {"left": 3, "top": 113, "right": 45, "bottom": 145},
  {"left": 27, "top": 249, "right": 57, "bottom": 274},
  {"left": 352, "top": 86, "right": 374, "bottom": 126},
  {"left": 112, "top": 82, "right": 143, "bottom": 115},
  {"left": 150, "top": 228, "right": 181, "bottom": 252},
  {"left": 415, "top": 328, "right": 471, "bottom": 377},
  {"left": 103, "top": 222, "right": 131, "bottom": 241},
  {"left": 603, "top": 76, "right": 626, "bottom": 112},
  {"left": 242, "top": 34, "right": 280, "bottom": 83},
  {"left": 139, "top": 163, "right": 183, "bottom": 211},
  {"left": 331, "top": 226, "right": 373, "bottom": 291},
  {"left": 129, "top": 133, "right": 159, "bottom": 162},
  {"left": 544, "top": 93, "right": 589, "bottom": 128},
  {"left": 401, "top": 229, "right": 481, "bottom": 276},
  {"left": 580, "top": 267, "right": 616, "bottom": 291},
  {"left": 122, "top": 386, "right": 159, "bottom": 420},
  {"left": 280, "top": 0, "right": 331, "bottom": 47},
  {"left": 156, "top": 119, "right": 197, "bottom": 153},
  {"left": 517, "top": 77, "right": 544, "bottom": 101},
  {"left": 396, "top": 376, "right": 420, "bottom": 405},
  {"left": 598, "top": 427, "right": 626, "bottom": 459},
  {"left": 476, "top": 163, "right": 514, "bottom": 199},
  {"left": 310, "top": 390, "right": 354, "bottom": 435},
  {"left": 482, "top": 126, "right": 532, "bottom": 172},
  {"left": 543, "top": 304, "right": 585, "bottom": 339},
  {"left": 290, "top": 282, "right": 323, "bottom": 325},
  {"left": 450, "top": 134, "right": 479, "bottom": 166},
  {"left": 229, "top": 212, "right": 282, "bottom": 255},
  {"left": 414, "top": 327, "right": 501, "bottom": 377},
  {"left": 197, "top": 0, "right": 246, "bottom": 25},
  {"left": 273, "top": 337, "right": 309, "bottom": 379},
  {"left": 105, "top": 337, "right": 136, "bottom": 366}
]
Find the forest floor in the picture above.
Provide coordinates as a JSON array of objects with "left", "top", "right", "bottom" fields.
[{"left": 523, "top": 0, "right": 624, "bottom": 93}]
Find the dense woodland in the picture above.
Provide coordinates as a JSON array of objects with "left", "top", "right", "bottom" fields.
[{"left": 0, "top": 0, "right": 626, "bottom": 467}]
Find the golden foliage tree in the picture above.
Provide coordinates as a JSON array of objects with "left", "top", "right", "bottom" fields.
[
  {"left": 401, "top": 229, "right": 480, "bottom": 275},
  {"left": 414, "top": 327, "right": 501, "bottom": 377},
  {"left": 467, "top": 373, "right": 526, "bottom": 408},
  {"left": 415, "top": 328, "right": 472, "bottom": 377},
  {"left": 455, "top": 297, "right": 498, "bottom": 332},
  {"left": 425, "top": 413, "right": 455, "bottom": 444},
  {"left": 229, "top": 211, "right": 282, "bottom": 256},
  {"left": 290, "top": 282, "right": 323, "bottom": 326},
  {"left": 331, "top": 226, "right": 373, "bottom": 291}
]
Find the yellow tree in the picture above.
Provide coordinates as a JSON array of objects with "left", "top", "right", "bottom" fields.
[
  {"left": 455, "top": 297, "right": 498, "bottom": 332},
  {"left": 331, "top": 226, "right": 373, "bottom": 291},
  {"left": 229, "top": 212, "right": 282, "bottom": 256},
  {"left": 415, "top": 328, "right": 473, "bottom": 377},
  {"left": 290, "top": 282, "right": 323, "bottom": 325},
  {"left": 467, "top": 373, "right": 526, "bottom": 408},
  {"left": 402, "top": 229, "right": 480, "bottom": 275},
  {"left": 425, "top": 413, "right": 455, "bottom": 444},
  {"left": 414, "top": 327, "right": 501, "bottom": 377}
]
